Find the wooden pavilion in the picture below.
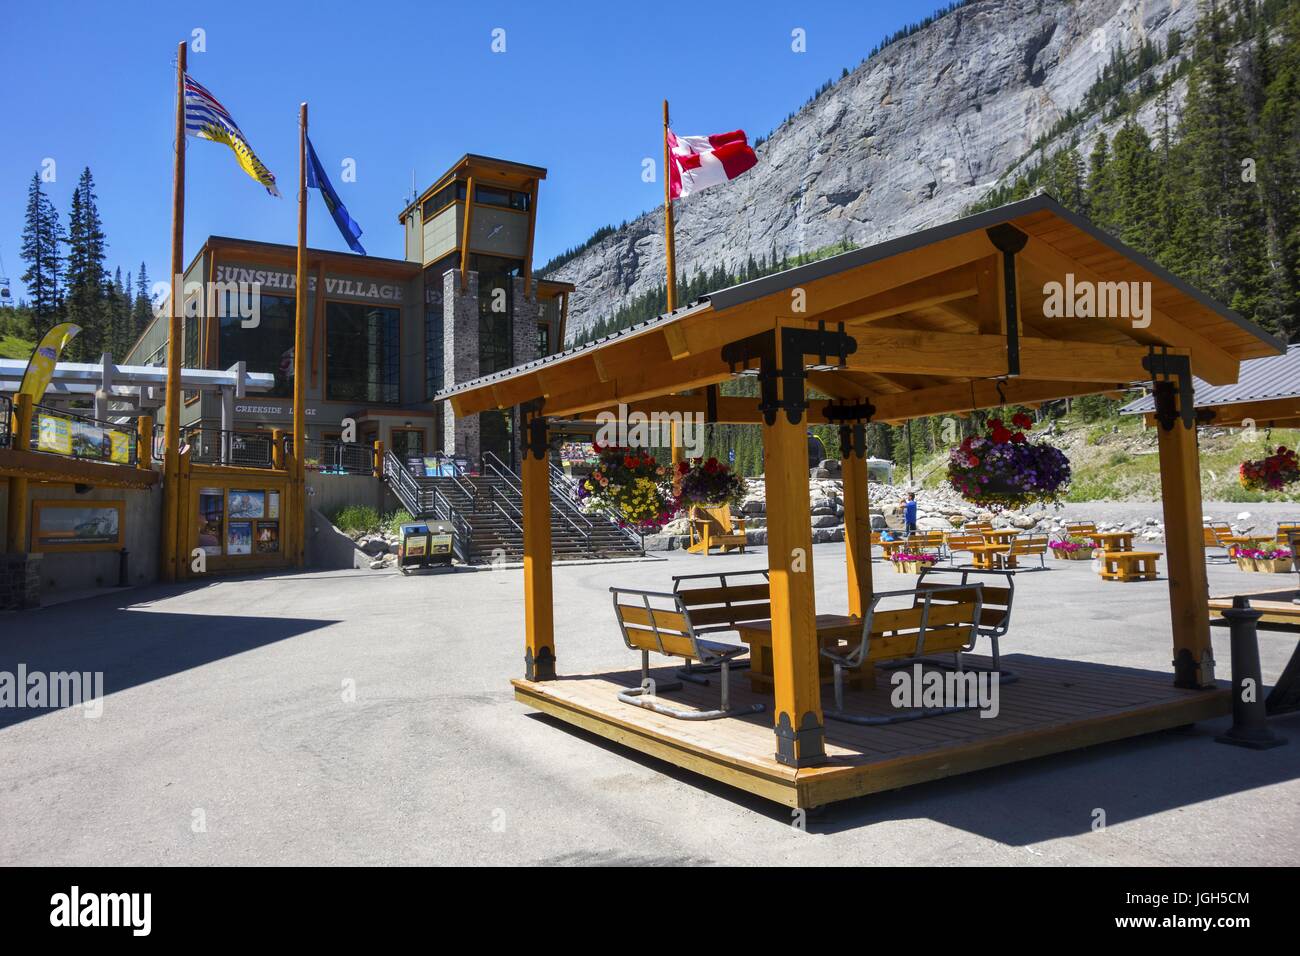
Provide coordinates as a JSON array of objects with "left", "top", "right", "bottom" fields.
[{"left": 439, "top": 194, "right": 1284, "bottom": 808}]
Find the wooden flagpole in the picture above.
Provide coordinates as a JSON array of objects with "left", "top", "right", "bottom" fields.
[
  {"left": 663, "top": 99, "right": 682, "bottom": 485},
  {"left": 293, "top": 102, "right": 309, "bottom": 567},
  {"left": 162, "top": 40, "right": 186, "bottom": 582}
]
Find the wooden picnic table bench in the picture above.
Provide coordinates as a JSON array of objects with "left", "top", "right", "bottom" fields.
[
  {"left": 1208, "top": 588, "right": 1300, "bottom": 716},
  {"left": 1098, "top": 550, "right": 1160, "bottom": 581}
]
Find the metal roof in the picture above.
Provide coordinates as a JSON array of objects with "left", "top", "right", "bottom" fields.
[
  {"left": 435, "top": 193, "right": 1284, "bottom": 403},
  {"left": 1122, "top": 344, "right": 1300, "bottom": 415}
]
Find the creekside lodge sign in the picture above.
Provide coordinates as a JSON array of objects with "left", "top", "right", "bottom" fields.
[{"left": 213, "top": 264, "right": 405, "bottom": 303}]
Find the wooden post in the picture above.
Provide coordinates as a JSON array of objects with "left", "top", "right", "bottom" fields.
[
  {"left": 5, "top": 394, "right": 34, "bottom": 552},
  {"left": 137, "top": 414, "right": 153, "bottom": 470},
  {"left": 841, "top": 425, "right": 873, "bottom": 619},
  {"left": 1154, "top": 381, "right": 1215, "bottom": 687},
  {"left": 521, "top": 424, "right": 555, "bottom": 680},
  {"left": 373, "top": 439, "right": 384, "bottom": 478},
  {"left": 272, "top": 428, "right": 286, "bottom": 471},
  {"left": 161, "top": 39, "right": 187, "bottom": 583},
  {"left": 763, "top": 405, "right": 824, "bottom": 767},
  {"left": 459, "top": 176, "right": 475, "bottom": 292},
  {"left": 670, "top": 419, "right": 682, "bottom": 496},
  {"left": 293, "top": 102, "right": 309, "bottom": 569},
  {"left": 663, "top": 99, "right": 676, "bottom": 313}
]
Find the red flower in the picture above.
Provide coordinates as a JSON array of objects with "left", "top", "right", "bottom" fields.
[
  {"left": 1011, "top": 412, "right": 1033, "bottom": 430},
  {"left": 1011, "top": 432, "right": 1026, "bottom": 444}
]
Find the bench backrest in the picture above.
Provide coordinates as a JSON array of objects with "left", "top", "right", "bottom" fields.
[
  {"left": 1009, "top": 534, "right": 1048, "bottom": 555},
  {"left": 1277, "top": 521, "right": 1300, "bottom": 537},
  {"left": 840, "top": 585, "right": 983, "bottom": 667},
  {"left": 916, "top": 567, "right": 1014, "bottom": 637},
  {"left": 945, "top": 532, "right": 986, "bottom": 550},
  {"left": 692, "top": 504, "right": 738, "bottom": 535},
  {"left": 1065, "top": 522, "right": 1097, "bottom": 535},
  {"left": 961, "top": 521, "right": 993, "bottom": 533},
  {"left": 1202, "top": 525, "right": 1223, "bottom": 548},
  {"left": 610, "top": 587, "right": 704, "bottom": 660},
  {"left": 671, "top": 569, "right": 771, "bottom": 635}
]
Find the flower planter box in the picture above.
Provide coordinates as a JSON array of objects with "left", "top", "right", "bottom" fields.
[
  {"left": 1236, "top": 556, "right": 1293, "bottom": 573},
  {"left": 891, "top": 560, "right": 937, "bottom": 574},
  {"left": 1050, "top": 547, "right": 1090, "bottom": 560}
]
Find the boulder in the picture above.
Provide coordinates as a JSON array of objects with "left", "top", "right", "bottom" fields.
[
  {"left": 817, "top": 459, "right": 843, "bottom": 477},
  {"left": 917, "top": 515, "right": 954, "bottom": 531},
  {"left": 642, "top": 534, "right": 674, "bottom": 551},
  {"left": 810, "top": 496, "right": 837, "bottom": 515},
  {"left": 741, "top": 498, "right": 766, "bottom": 515},
  {"left": 358, "top": 535, "right": 390, "bottom": 556},
  {"left": 812, "top": 513, "right": 841, "bottom": 528},
  {"left": 812, "top": 526, "right": 845, "bottom": 543}
]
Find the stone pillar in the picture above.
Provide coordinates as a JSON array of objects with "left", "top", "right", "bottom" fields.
[{"left": 442, "top": 268, "right": 480, "bottom": 463}]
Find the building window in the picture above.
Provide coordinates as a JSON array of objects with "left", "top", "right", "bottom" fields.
[
  {"left": 471, "top": 254, "right": 521, "bottom": 375},
  {"left": 536, "top": 322, "right": 550, "bottom": 356},
  {"left": 421, "top": 182, "right": 467, "bottom": 221},
  {"left": 218, "top": 293, "right": 296, "bottom": 397},
  {"left": 474, "top": 185, "right": 529, "bottom": 211},
  {"left": 425, "top": 281, "right": 443, "bottom": 400},
  {"left": 325, "top": 301, "right": 400, "bottom": 404}
]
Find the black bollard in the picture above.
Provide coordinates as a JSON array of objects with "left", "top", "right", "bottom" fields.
[
  {"left": 1215, "top": 596, "right": 1286, "bottom": 749},
  {"left": 116, "top": 548, "right": 130, "bottom": 588}
]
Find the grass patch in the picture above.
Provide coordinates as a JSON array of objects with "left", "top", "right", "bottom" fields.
[
  {"left": 0, "top": 333, "right": 35, "bottom": 360},
  {"left": 330, "top": 505, "right": 413, "bottom": 536}
]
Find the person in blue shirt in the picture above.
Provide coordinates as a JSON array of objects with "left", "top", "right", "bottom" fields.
[{"left": 903, "top": 492, "right": 918, "bottom": 534}]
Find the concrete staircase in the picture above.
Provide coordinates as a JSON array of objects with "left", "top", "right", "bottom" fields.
[{"left": 384, "top": 452, "right": 643, "bottom": 564}]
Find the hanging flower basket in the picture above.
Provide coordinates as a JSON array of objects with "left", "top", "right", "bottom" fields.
[
  {"left": 947, "top": 412, "right": 1071, "bottom": 510},
  {"left": 1049, "top": 536, "right": 1091, "bottom": 560},
  {"left": 575, "top": 443, "right": 677, "bottom": 533},
  {"left": 675, "top": 456, "right": 747, "bottom": 511},
  {"left": 889, "top": 551, "right": 939, "bottom": 574},
  {"left": 1239, "top": 447, "right": 1300, "bottom": 492}
]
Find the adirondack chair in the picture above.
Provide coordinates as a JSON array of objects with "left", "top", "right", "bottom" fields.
[{"left": 687, "top": 505, "right": 747, "bottom": 556}]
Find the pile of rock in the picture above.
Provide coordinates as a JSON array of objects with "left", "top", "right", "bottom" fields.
[
  {"left": 354, "top": 532, "right": 400, "bottom": 570},
  {"left": 643, "top": 475, "right": 1172, "bottom": 551}
]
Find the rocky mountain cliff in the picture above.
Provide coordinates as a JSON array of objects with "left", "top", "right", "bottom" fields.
[{"left": 549, "top": 0, "right": 1203, "bottom": 341}]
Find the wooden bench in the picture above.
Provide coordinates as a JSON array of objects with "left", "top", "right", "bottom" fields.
[
  {"left": 1005, "top": 534, "right": 1049, "bottom": 569},
  {"left": 944, "top": 532, "right": 987, "bottom": 564},
  {"left": 686, "top": 505, "right": 747, "bottom": 556},
  {"left": 610, "top": 583, "right": 766, "bottom": 719},
  {"left": 1098, "top": 550, "right": 1161, "bottom": 582},
  {"left": 1064, "top": 521, "right": 1097, "bottom": 537},
  {"left": 820, "top": 585, "right": 985, "bottom": 723}
]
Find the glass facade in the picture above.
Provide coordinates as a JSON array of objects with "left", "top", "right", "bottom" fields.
[
  {"left": 325, "top": 301, "right": 400, "bottom": 404},
  {"left": 471, "top": 254, "right": 521, "bottom": 375},
  {"left": 218, "top": 293, "right": 297, "bottom": 397},
  {"left": 424, "top": 277, "right": 443, "bottom": 399}
]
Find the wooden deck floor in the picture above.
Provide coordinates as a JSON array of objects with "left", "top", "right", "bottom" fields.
[{"left": 513, "top": 655, "right": 1231, "bottom": 808}]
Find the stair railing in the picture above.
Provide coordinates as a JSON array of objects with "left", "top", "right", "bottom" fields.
[
  {"left": 382, "top": 450, "right": 472, "bottom": 562},
  {"left": 482, "top": 451, "right": 592, "bottom": 553}
]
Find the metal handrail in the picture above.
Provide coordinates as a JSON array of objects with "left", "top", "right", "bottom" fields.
[
  {"left": 383, "top": 450, "right": 472, "bottom": 562},
  {"left": 482, "top": 450, "right": 592, "bottom": 549},
  {"left": 302, "top": 438, "right": 371, "bottom": 475},
  {"left": 182, "top": 426, "right": 274, "bottom": 468},
  {"left": 30, "top": 402, "right": 139, "bottom": 465}
]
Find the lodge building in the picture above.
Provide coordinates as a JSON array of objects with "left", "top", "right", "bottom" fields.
[{"left": 125, "top": 154, "right": 574, "bottom": 468}]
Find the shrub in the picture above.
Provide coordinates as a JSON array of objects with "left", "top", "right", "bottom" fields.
[{"left": 332, "top": 504, "right": 381, "bottom": 535}]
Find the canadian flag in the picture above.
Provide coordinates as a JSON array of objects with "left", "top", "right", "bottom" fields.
[{"left": 667, "top": 128, "right": 758, "bottom": 199}]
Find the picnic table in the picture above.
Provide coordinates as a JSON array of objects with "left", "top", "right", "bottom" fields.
[
  {"left": 1090, "top": 530, "right": 1135, "bottom": 552},
  {"left": 981, "top": 528, "right": 1020, "bottom": 543},
  {"left": 736, "top": 614, "right": 875, "bottom": 691}
]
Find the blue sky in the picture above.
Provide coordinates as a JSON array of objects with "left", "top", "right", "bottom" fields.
[{"left": 1, "top": 0, "right": 955, "bottom": 299}]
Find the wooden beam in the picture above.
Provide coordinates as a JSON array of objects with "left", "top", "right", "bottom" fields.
[
  {"left": 844, "top": 329, "right": 1157, "bottom": 382},
  {"left": 522, "top": 442, "right": 556, "bottom": 680},
  {"left": 1197, "top": 396, "right": 1300, "bottom": 429},
  {"left": 1017, "top": 234, "right": 1241, "bottom": 385},
  {"left": 809, "top": 262, "right": 980, "bottom": 326},
  {"left": 545, "top": 352, "right": 734, "bottom": 418},
  {"left": 1154, "top": 387, "right": 1214, "bottom": 688},
  {"left": 842, "top": 443, "right": 873, "bottom": 619},
  {"left": 577, "top": 394, "right": 830, "bottom": 424},
  {"left": 763, "top": 402, "right": 825, "bottom": 767},
  {"left": 861, "top": 378, "right": 1126, "bottom": 424}
]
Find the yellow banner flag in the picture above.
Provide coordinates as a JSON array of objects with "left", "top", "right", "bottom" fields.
[{"left": 18, "top": 322, "right": 80, "bottom": 405}]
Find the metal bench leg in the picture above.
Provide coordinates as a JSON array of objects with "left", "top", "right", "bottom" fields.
[
  {"left": 676, "top": 657, "right": 750, "bottom": 686},
  {"left": 618, "top": 653, "right": 761, "bottom": 721}
]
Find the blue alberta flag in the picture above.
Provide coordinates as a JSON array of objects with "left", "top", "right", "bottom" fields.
[{"left": 306, "top": 136, "right": 366, "bottom": 255}]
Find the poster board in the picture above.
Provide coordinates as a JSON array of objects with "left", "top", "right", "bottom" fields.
[{"left": 31, "top": 500, "right": 125, "bottom": 552}]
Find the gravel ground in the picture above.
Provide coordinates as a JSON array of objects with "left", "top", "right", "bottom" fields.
[{"left": 1, "top": 545, "right": 1297, "bottom": 866}]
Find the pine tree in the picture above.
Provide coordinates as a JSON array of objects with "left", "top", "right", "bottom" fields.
[
  {"left": 18, "top": 171, "right": 62, "bottom": 339},
  {"left": 1085, "top": 133, "right": 1115, "bottom": 230},
  {"left": 64, "top": 166, "right": 109, "bottom": 360},
  {"left": 1256, "top": 0, "right": 1300, "bottom": 336},
  {"left": 132, "top": 263, "right": 155, "bottom": 346},
  {"left": 1108, "top": 117, "right": 1157, "bottom": 255}
]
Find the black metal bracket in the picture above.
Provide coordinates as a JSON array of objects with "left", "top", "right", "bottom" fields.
[
  {"left": 986, "top": 224, "right": 1028, "bottom": 379},
  {"left": 520, "top": 398, "right": 549, "bottom": 459},
  {"left": 720, "top": 323, "right": 858, "bottom": 426},
  {"left": 705, "top": 384, "right": 719, "bottom": 425},
  {"left": 774, "top": 710, "right": 827, "bottom": 767},
  {"left": 1142, "top": 348, "right": 1195, "bottom": 431},
  {"left": 823, "top": 399, "right": 876, "bottom": 459},
  {"left": 525, "top": 646, "right": 557, "bottom": 681}
]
